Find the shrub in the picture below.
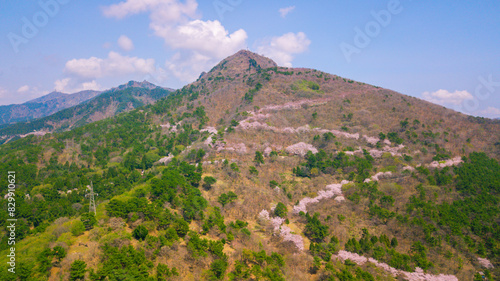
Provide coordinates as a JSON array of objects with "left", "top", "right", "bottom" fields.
[
  {"left": 230, "top": 163, "right": 240, "bottom": 172},
  {"left": 269, "top": 180, "right": 279, "bottom": 188},
  {"left": 387, "top": 132, "right": 403, "bottom": 144},
  {"left": 249, "top": 166, "right": 259, "bottom": 175}
]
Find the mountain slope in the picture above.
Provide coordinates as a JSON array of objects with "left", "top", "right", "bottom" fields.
[
  {"left": 0, "top": 50, "right": 498, "bottom": 281},
  {"left": 0, "top": 90, "right": 101, "bottom": 126},
  {"left": 0, "top": 81, "right": 173, "bottom": 142}
]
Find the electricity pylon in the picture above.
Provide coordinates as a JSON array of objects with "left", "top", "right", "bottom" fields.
[{"left": 85, "top": 181, "right": 98, "bottom": 215}]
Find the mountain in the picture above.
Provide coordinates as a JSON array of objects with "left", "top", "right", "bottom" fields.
[
  {"left": 0, "top": 81, "right": 173, "bottom": 143},
  {"left": 0, "top": 89, "right": 101, "bottom": 126},
  {"left": 0, "top": 50, "right": 498, "bottom": 280}
]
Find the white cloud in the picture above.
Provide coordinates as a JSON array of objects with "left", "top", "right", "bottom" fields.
[
  {"left": 166, "top": 51, "right": 213, "bottom": 82},
  {"left": 279, "top": 6, "right": 295, "bottom": 18},
  {"left": 479, "top": 106, "right": 500, "bottom": 118},
  {"left": 117, "top": 35, "right": 134, "bottom": 51},
  {"left": 154, "top": 20, "right": 247, "bottom": 59},
  {"left": 54, "top": 78, "right": 103, "bottom": 93},
  {"left": 421, "top": 89, "right": 473, "bottom": 106},
  {"left": 102, "top": 0, "right": 199, "bottom": 23},
  {"left": 17, "top": 85, "right": 30, "bottom": 93},
  {"left": 257, "top": 32, "right": 311, "bottom": 67},
  {"left": 102, "top": 0, "right": 247, "bottom": 82},
  {"left": 64, "top": 51, "right": 155, "bottom": 79},
  {"left": 54, "top": 78, "right": 71, "bottom": 92}
]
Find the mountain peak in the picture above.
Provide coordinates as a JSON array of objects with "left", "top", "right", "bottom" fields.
[
  {"left": 109, "top": 80, "right": 160, "bottom": 93},
  {"left": 26, "top": 91, "right": 68, "bottom": 104},
  {"left": 201, "top": 50, "right": 278, "bottom": 80}
]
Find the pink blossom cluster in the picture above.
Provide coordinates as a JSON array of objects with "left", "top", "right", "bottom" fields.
[
  {"left": 204, "top": 136, "right": 213, "bottom": 145},
  {"left": 161, "top": 122, "right": 180, "bottom": 132},
  {"left": 382, "top": 144, "right": 405, "bottom": 157},
  {"left": 264, "top": 147, "right": 273, "bottom": 156},
  {"left": 200, "top": 126, "right": 218, "bottom": 134},
  {"left": 427, "top": 157, "right": 463, "bottom": 168},
  {"left": 344, "top": 148, "right": 363, "bottom": 156},
  {"left": 335, "top": 251, "right": 458, "bottom": 281},
  {"left": 363, "top": 135, "right": 380, "bottom": 145},
  {"left": 403, "top": 166, "right": 416, "bottom": 172},
  {"left": 158, "top": 155, "right": 173, "bottom": 164},
  {"left": 277, "top": 225, "right": 304, "bottom": 250},
  {"left": 321, "top": 128, "right": 360, "bottom": 140},
  {"left": 368, "top": 149, "right": 385, "bottom": 158},
  {"left": 293, "top": 182, "right": 346, "bottom": 214},
  {"left": 403, "top": 268, "right": 459, "bottom": 281},
  {"left": 258, "top": 209, "right": 270, "bottom": 220},
  {"left": 224, "top": 143, "right": 248, "bottom": 154},
  {"left": 367, "top": 144, "right": 405, "bottom": 158},
  {"left": 477, "top": 257, "right": 494, "bottom": 269},
  {"left": 259, "top": 209, "right": 304, "bottom": 250},
  {"left": 20, "top": 131, "right": 47, "bottom": 138},
  {"left": 334, "top": 196, "right": 346, "bottom": 202},
  {"left": 238, "top": 114, "right": 362, "bottom": 141},
  {"left": 285, "top": 142, "right": 318, "bottom": 157},
  {"left": 270, "top": 216, "right": 285, "bottom": 231},
  {"left": 238, "top": 120, "right": 274, "bottom": 131},
  {"left": 364, "top": 171, "right": 392, "bottom": 183},
  {"left": 211, "top": 140, "right": 247, "bottom": 154},
  {"left": 244, "top": 112, "right": 271, "bottom": 120}
]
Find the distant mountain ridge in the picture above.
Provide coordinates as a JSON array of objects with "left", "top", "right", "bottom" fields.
[
  {"left": 0, "top": 90, "right": 102, "bottom": 126},
  {"left": 0, "top": 81, "right": 173, "bottom": 142}
]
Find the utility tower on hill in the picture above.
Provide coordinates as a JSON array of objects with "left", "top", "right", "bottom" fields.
[{"left": 85, "top": 182, "right": 98, "bottom": 215}]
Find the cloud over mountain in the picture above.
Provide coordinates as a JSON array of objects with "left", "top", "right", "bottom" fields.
[{"left": 257, "top": 32, "right": 310, "bottom": 67}]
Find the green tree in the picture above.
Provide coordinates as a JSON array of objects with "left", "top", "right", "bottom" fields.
[
  {"left": 218, "top": 192, "right": 237, "bottom": 207},
  {"left": 210, "top": 259, "right": 228, "bottom": 280},
  {"left": 52, "top": 246, "right": 67, "bottom": 266},
  {"left": 274, "top": 202, "right": 288, "bottom": 218},
  {"left": 269, "top": 180, "right": 279, "bottom": 188},
  {"left": 80, "top": 212, "right": 96, "bottom": 230},
  {"left": 173, "top": 218, "right": 189, "bottom": 237},
  {"left": 203, "top": 176, "right": 217, "bottom": 190},
  {"left": 254, "top": 151, "right": 264, "bottom": 166},
  {"left": 249, "top": 166, "right": 259, "bottom": 175},
  {"left": 218, "top": 193, "right": 229, "bottom": 207},
  {"left": 71, "top": 220, "right": 86, "bottom": 236},
  {"left": 69, "top": 260, "right": 87, "bottom": 281},
  {"left": 304, "top": 213, "right": 329, "bottom": 242},
  {"left": 133, "top": 225, "right": 149, "bottom": 241},
  {"left": 391, "top": 237, "right": 399, "bottom": 248}
]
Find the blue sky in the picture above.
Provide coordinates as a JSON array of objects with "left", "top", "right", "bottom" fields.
[{"left": 1, "top": 0, "right": 499, "bottom": 118}]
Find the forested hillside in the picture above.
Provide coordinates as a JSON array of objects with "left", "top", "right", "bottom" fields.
[{"left": 0, "top": 50, "right": 498, "bottom": 280}]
